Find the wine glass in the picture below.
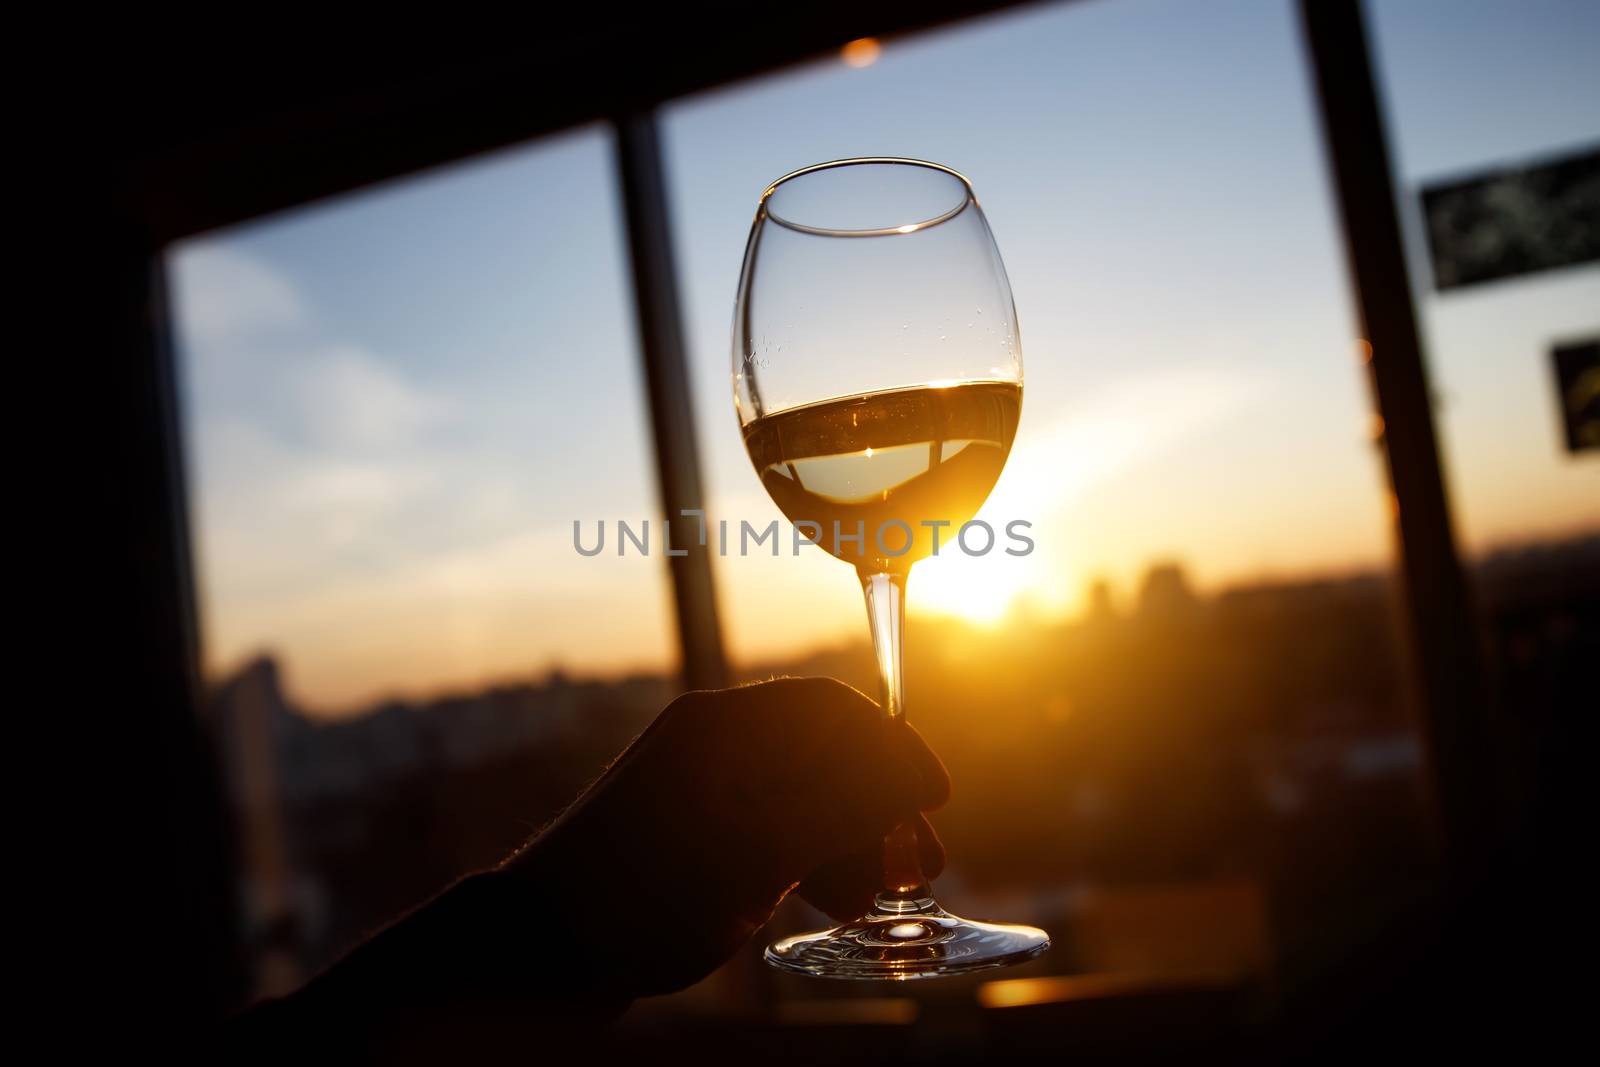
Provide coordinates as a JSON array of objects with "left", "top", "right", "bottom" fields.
[{"left": 731, "top": 158, "right": 1049, "bottom": 979}]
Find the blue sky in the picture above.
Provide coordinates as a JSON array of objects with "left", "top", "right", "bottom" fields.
[{"left": 170, "top": 0, "right": 1599, "bottom": 711}]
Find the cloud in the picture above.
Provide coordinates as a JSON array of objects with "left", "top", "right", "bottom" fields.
[
  {"left": 171, "top": 243, "right": 307, "bottom": 350},
  {"left": 195, "top": 418, "right": 444, "bottom": 584},
  {"left": 174, "top": 249, "right": 466, "bottom": 605},
  {"left": 292, "top": 345, "right": 454, "bottom": 450},
  {"left": 171, "top": 240, "right": 667, "bottom": 704}
]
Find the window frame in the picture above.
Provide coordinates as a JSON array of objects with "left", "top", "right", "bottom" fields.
[{"left": 108, "top": 0, "right": 1489, "bottom": 1015}]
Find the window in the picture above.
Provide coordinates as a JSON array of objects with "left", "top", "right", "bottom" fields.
[
  {"left": 1362, "top": 0, "right": 1599, "bottom": 873},
  {"left": 663, "top": 0, "right": 1426, "bottom": 1008},
  {"left": 159, "top": 0, "right": 1594, "bottom": 1028},
  {"left": 169, "top": 126, "right": 679, "bottom": 995},
  {"left": 1365, "top": 0, "right": 1600, "bottom": 551}
]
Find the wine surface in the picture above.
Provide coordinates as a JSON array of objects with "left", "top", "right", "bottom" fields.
[{"left": 743, "top": 380, "right": 1021, "bottom": 573}]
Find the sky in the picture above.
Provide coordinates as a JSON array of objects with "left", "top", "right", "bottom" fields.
[{"left": 170, "top": 0, "right": 1599, "bottom": 713}]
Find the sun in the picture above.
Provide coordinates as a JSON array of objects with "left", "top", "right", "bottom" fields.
[{"left": 910, "top": 550, "right": 1027, "bottom": 624}]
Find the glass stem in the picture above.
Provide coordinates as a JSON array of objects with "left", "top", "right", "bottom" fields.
[{"left": 861, "top": 570, "right": 931, "bottom": 902}]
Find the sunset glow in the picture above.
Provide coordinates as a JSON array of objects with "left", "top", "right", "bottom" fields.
[{"left": 913, "top": 551, "right": 1030, "bottom": 624}]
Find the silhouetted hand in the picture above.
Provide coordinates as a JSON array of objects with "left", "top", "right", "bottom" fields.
[
  {"left": 502, "top": 676, "right": 950, "bottom": 995},
  {"left": 231, "top": 678, "right": 950, "bottom": 1058}
]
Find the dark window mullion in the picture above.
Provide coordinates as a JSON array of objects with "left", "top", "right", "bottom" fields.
[{"left": 613, "top": 111, "right": 730, "bottom": 691}]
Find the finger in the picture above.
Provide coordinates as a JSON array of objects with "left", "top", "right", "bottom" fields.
[
  {"left": 915, "top": 812, "right": 947, "bottom": 880},
  {"left": 743, "top": 677, "right": 925, "bottom": 838},
  {"left": 759, "top": 677, "right": 889, "bottom": 769},
  {"left": 793, "top": 709, "right": 946, "bottom": 860},
  {"left": 893, "top": 721, "right": 951, "bottom": 812},
  {"left": 795, "top": 813, "right": 948, "bottom": 921},
  {"left": 795, "top": 843, "right": 879, "bottom": 922},
  {"left": 655, "top": 678, "right": 932, "bottom": 896}
]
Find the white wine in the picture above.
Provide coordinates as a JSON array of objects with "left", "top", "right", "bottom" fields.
[{"left": 743, "top": 380, "right": 1021, "bottom": 574}]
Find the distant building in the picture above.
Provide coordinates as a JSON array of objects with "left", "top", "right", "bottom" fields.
[
  {"left": 1085, "top": 578, "right": 1119, "bottom": 625},
  {"left": 1137, "top": 562, "right": 1199, "bottom": 623}
]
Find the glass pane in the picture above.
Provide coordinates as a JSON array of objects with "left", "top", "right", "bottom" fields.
[
  {"left": 1365, "top": 0, "right": 1600, "bottom": 550},
  {"left": 665, "top": 0, "right": 1427, "bottom": 1020},
  {"left": 1363, "top": 0, "right": 1598, "bottom": 919},
  {"left": 169, "top": 126, "right": 678, "bottom": 1000}
]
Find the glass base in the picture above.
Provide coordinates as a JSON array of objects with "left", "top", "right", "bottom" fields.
[{"left": 765, "top": 891, "right": 1049, "bottom": 980}]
